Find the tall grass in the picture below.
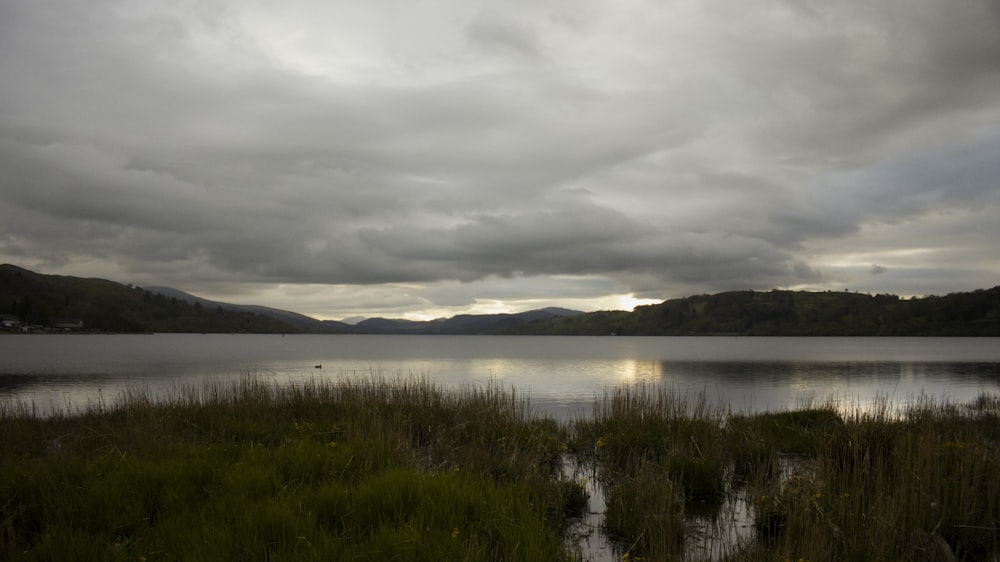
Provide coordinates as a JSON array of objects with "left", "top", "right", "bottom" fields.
[
  {"left": 740, "top": 397, "right": 1000, "bottom": 561},
  {"left": 572, "top": 385, "right": 999, "bottom": 561},
  {"left": 1, "top": 375, "right": 583, "bottom": 561},
  {"left": 3, "top": 377, "right": 999, "bottom": 561},
  {"left": 572, "top": 384, "right": 730, "bottom": 559}
]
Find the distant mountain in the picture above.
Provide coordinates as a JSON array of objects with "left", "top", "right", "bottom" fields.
[
  {"left": 503, "top": 288, "right": 1000, "bottom": 336},
  {"left": 355, "top": 307, "right": 584, "bottom": 334},
  {"left": 146, "top": 287, "right": 584, "bottom": 334},
  {"left": 354, "top": 317, "right": 426, "bottom": 333},
  {"left": 5, "top": 264, "right": 998, "bottom": 336},
  {"left": 0, "top": 264, "right": 583, "bottom": 334},
  {"left": 144, "top": 286, "right": 355, "bottom": 333}
]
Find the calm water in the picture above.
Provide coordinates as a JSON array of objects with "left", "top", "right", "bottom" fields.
[{"left": 1, "top": 334, "right": 999, "bottom": 417}]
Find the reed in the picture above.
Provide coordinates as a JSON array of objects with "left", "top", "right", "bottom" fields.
[
  {"left": 3, "top": 377, "right": 999, "bottom": 561},
  {"left": 572, "top": 384, "right": 730, "bottom": 559},
  {"left": 0, "top": 375, "right": 584, "bottom": 561},
  {"left": 573, "top": 385, "right": 999, "bottom": 561},
  {"left": 739, "top": 396, "right": 1000, "bottom": 561},
  {"left": 603, "top": 460, "right": 686, "bottom": 560}
]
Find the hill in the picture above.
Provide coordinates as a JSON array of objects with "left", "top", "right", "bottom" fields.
[
  {"left": 505, "top": 288, "right": 1000, "bottom": 336},
  {"left": 355, "top": 307, "right": 584, "bottom": 334},
  {"left": 144, "top": 286, "right": 355, "bottom": 333},
  {"left": 0, "top": 265, "right": 297, "bottom": 333},
  {"left": 3, "top": 264, "right": 998, "bottom": 335},
  {"left": 143, "top": 287, "right": 583, "bottom": 334},
  {"left": 0, "top": 265, "right": 582, "bottom": 334}
]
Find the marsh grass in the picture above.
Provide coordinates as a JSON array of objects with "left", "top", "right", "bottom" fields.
[
  {"left": 572, "top": 384, "right": 731, "bottom": 559},
  {"left": 1, "top": 376, "right": 582, "bottom": 561},
  {"left": 573, "top": 385, "right": 1000, "bottom": 561},
  {"left": 3, "top": 377, "right": 999, "bottom": 562},
  {"left": 602, "top": 460, "right": 687, "bottom": 560},
  {"left": 740, "top": 397, "right": 1000, "bottom": 562}
]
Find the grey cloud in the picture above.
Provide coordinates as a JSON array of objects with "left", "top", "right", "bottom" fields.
[
  {"left": 755, "top": 2, "right": 999, "bottom": 162},
  {"left": 347, "top": 207, "right": 808, "bottom": 293},
  {"left": 1, "top": 0, "right": 998, "bottom": 317},
  {"left": 1, "top": 142, "right": 213, "bottom": 231},
  {"left": 355, "top": 205, "right": 653, "bottom": 278},
  {"left": 467, "top": 12, "right": 542, "bottom": 59}
]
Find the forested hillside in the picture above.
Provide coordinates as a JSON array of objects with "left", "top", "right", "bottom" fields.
[
  {"left": 502, "top": 288, "right": 1000, "bottom": 336},
  {"left": 0, "top": 265, "right": 296, "bottom": 333},
  {"left": 4, "top": 264, "right": 998, "bottom": 335}
]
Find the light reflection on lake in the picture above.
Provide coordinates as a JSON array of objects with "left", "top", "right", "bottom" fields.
[{"left": 1, "top": 334, "right": 998, "bottom": 417}]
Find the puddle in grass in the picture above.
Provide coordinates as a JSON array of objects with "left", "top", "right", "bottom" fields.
[
  {"left": 563, "top": 458, "right": 617, "bottom": 562},
  {"left": 563, "top": 457, "right": 807, "bottom": 561},
  {"left": 684, "top": 485, "right": 756, "bottom": 560}
]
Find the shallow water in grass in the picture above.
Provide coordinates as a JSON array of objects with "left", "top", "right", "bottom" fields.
[
  {"left": 2, "top": 334, "right": 999, "bottom": 417},
  {"left": 561, "top": 459, "right": 785, "bottom": 561}
]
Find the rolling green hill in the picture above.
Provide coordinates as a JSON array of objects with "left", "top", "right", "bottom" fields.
[{"left": 0, "top": 264, "right": 296, "bottom": 333}]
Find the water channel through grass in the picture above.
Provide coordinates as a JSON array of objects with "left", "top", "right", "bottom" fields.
[{"left": 3, "top": 376, "right": 999, "bottom": 561}]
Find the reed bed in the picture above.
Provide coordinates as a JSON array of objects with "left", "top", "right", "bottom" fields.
[
  {"left": 572, "top": 384, "right": 999, "bottom": 561},
  {"left": 3, "top": 377, "right": 999, "bottom": 561},
  {"left": 740, "top": 396, "right": 1000, "bottom": 562},
  {"left": 1, "top": 375, "right": 582, "bottom": 561}
]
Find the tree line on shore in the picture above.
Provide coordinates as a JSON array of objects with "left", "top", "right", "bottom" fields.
[{"left": 503, "top": 286, "right": 1000, "bottom": 336}]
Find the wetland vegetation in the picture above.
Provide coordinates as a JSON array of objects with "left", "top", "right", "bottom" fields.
[{"left": 2, "top": 377, "right": 998, "bottom": 561}]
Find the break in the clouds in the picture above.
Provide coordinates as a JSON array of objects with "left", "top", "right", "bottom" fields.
[{"left": 1, "top": 0, "right": 998, "bottom": 320}]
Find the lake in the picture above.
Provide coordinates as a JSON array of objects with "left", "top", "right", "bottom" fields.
[{"left": 1, "top": 334, "right": 999, "bottom": 417}]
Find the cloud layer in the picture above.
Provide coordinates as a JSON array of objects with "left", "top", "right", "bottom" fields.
[{"left": 2, "top": 0, "right": 998, "bottom": 319}]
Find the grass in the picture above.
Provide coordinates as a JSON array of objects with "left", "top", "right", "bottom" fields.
[
  {"left": 1, "top": 376, "right": 582, "bottom": 561},
  {"left": 572, "top": 384, "right": 999, "bottom": 561},
  {"left": 3, "top": 377, "right": 999, "bottom": 561},
  {"left": 739, "top": 397, "right": 1000, "bottom": 561}
]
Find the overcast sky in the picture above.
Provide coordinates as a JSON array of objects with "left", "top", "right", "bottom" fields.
[{"left": 2, "top": 1, "right": 999, "bottom": 321}]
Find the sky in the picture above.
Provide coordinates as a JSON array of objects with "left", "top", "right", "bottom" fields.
[{"left": 1, "top": 1, "right": 999, "bottom": 321}]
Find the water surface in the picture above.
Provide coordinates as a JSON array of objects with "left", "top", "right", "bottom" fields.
[{"left": 2, "top": 334, "right": 998, "bottom": 417}]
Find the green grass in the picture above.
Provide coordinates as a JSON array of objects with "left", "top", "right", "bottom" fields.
[
  {"left": 3, "top": 377, "right": 1000, "bottom": 561},
  {"left": 572, "top": 385, "right": 1000, "bottom": 561},
  {"left": 737, "top": 398, "right": 1000, "bottom": 561},
  {"left": 1, "top": 376, "right": 582, "bottom": 561}
]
